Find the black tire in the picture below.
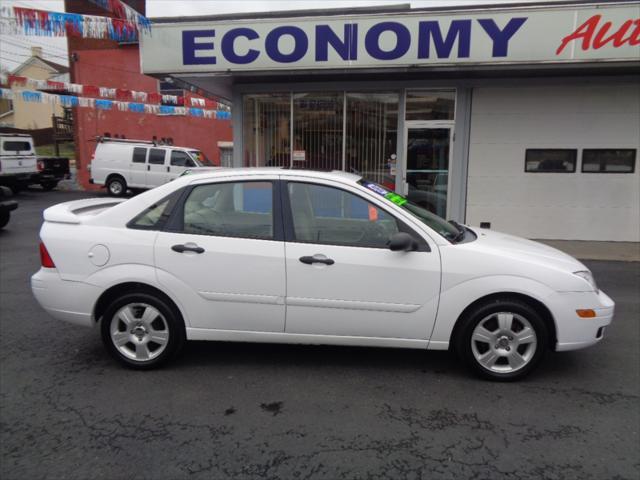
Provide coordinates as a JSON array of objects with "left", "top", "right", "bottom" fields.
[
  {"left": 100, "top": 292, "right": 186, "bottom": 369},
  {"left": 0, "top": 212, "right": 9, "bottom": 229},
  {"left": 41, "top": 181, "right": 58, "bottom": 191},
  {"left": 106, "top": 175, "right": 127, "bottom": 197},
  {"left": 454, "top": 298, "right": 548, "bottom": 381}
]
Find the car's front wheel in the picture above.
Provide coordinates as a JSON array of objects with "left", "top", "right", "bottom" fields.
[
  {"left": 100, "top": 292, "right": 185, "bottom": 369},
  {"left": 455, "top": 299, "right": 548, "bottom": 381}
]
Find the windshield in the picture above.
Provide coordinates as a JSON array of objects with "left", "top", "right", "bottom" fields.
[
  {"left": 359, "top": 179, "right": 462, "bottom": 242},
  {"left": 188, "top": 150, "right": 208, "bottom": 166}
]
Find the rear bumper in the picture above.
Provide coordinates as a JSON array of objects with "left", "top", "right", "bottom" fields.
[
  {"left": 551, "top": 289, "right": 614, "bottom": 351},
  {"left": 31, "top": 268, "right": 101, "bottom": 328}
]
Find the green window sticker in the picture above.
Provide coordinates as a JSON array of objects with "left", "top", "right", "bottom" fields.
[{"left": 385, "top": 192, "right": 408, "bottom": 206}]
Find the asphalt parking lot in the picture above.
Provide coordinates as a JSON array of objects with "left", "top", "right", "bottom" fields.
[{"left": 1, "top": 189, "right": 638, "bottom": 480}]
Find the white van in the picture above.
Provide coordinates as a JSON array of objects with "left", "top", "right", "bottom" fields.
[{"left": 89, "top": 138, "right": 210, "bottom": 196}]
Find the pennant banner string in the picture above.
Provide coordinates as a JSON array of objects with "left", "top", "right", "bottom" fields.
[
  {"left": 0, "top": 73, "right": 231, "bottom": 111},
  {"left": 0, "top": 88, "right": 232, "bottom": 120}
]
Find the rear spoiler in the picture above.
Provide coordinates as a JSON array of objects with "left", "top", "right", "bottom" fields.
[{"left": 43, "top": 198, "right": 126, "bottom": 224}]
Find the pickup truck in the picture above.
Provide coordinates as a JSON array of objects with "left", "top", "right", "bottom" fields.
[
  {"left": 0, "top": 134, "right": 70, "bottom": 192},
  {"left": 0, "top": 133, "right": 38, "bottom": 192},
  {"left": 36, "top": 156, "right": 71, "bottom": 191}
]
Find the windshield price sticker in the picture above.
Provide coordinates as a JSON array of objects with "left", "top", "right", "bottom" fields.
[
  {"left": 363, "top": 181, "right": 409, "bottom": 206},
  {"left": 385, "top": 192, "right": 408, "bottom": 206},
  {"left": 363, "top": 182, "right": 389, "bottom": 196}
]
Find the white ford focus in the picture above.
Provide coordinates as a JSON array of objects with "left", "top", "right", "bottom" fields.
[{"left": 31, "top": 169, "right": 614, "bottom": 380}]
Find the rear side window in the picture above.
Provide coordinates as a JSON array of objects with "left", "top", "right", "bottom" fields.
[
  {"left": 132, "top": 147, "right": 147, "bottom": 163},
  {"left": 180, "top": 182, "right": 273, "bottom": 239},
  {"left": 171, "top": 151, "right": 195, "bottom": 167},
  {"left": 148, "top": 149, "right": 166, "bottom": 165},
  {"left": 3, "top": 141, "right": 32, "bottom": 152},
  {"left": 128, "top": 190, "right": 182, "bottom": 230}
]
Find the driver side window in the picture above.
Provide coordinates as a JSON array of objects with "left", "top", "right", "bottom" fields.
[{"left": 287, "top": 182, "right": 399, "bottom": 248}]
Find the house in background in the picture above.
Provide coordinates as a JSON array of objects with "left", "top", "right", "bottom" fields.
[{"left": 0, "top": 46, "right": 69, "bottom": 129}]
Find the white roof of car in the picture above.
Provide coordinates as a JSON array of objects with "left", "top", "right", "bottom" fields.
[{"left": 187, "top": 167, "right": 362, "bottom": 183}]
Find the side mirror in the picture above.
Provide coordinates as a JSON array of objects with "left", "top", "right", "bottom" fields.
[{"left": 388, "top": 232, "right": 417, "bottom": 252}]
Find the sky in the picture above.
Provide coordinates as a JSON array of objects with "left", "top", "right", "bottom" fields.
[{"left": 0, "top": 0, "right": 567, "bottom": 72}]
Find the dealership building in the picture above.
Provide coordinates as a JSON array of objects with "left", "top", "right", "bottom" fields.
[{"left": 140, "top": 1, "right": 640, "bottom": 242}]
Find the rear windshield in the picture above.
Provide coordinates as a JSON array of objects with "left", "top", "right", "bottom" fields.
[
  {"left": 3, "top": 141, "right": 32, "bottom": 152},
  {"left": 359, "top": 179, "right": 461, "bottom": 242}
]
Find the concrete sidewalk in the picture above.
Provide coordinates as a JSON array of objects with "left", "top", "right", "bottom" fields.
[{"left": 537, "top": 240, "right": 640, "bottom": 262}]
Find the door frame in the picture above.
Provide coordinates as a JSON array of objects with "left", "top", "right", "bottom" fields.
[{"left": 403, "top": 121, "right": 455, "bottom": 219}]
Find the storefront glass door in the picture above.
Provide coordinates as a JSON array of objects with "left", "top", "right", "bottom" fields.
[{"left": 405, "top": 126, "right": 452, "bottom": 218}]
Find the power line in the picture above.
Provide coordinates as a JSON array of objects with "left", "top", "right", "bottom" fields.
[
  {"left": 1, "top": 35, "right": 68, "bottom": 55},
  {"left": 1, "top": 38, "right": 69, "bottom": 60}
]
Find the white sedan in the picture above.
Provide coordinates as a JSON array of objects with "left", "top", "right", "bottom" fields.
[{"left": 31, "top": 169, "right": 614, "bottom": 380}]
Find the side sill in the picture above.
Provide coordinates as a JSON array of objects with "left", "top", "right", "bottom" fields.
[{"left": 186, "top": 328, "right": 428, "bottom": 350}]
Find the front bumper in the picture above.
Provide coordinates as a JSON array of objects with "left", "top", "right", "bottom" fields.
[
  {"left": 31, "top": 268, "right": 101, "bottom": 328},
  {"left": 549, "top": 289, "right": 614, "bottom": 351}
]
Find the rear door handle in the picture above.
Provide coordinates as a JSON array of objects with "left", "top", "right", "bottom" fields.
[
  {"left": 172, "top": 243, "right": 205, "bottom": 254},
  {"left": 299, "top": 254, "right": 335, "bottom": 266}
]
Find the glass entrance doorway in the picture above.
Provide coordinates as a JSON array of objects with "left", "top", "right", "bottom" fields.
[{"left": 405, "top": 127, "right": 452, "bottom": 218}]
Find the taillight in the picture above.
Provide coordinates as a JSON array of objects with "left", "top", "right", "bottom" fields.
[
  {"left": 37, "top": 160, "right": 44, "bottom": 171},
  {"left": 39, "top": 242, "right": 56, "bottom": 268}
]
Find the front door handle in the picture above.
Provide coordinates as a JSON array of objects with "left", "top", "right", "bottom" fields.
[
  {"left": 299, "top": 254, "right": 335, "bottom": 266},
  {"left": 172, "top": 243, "right": 205, "bottom": 254}
]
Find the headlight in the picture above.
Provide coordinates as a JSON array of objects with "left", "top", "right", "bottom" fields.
[{"left": 574, "top": 270, "right": 598, "bottom": 292}]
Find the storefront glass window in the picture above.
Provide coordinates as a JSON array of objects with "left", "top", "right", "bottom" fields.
[
  {"left": 292, "top": 92, "right": 344, "bottom": 170},
  {"left": 405, "top": 90, "right": 455, "bottom": 121},
  {"left": 345, "top": 92, "right": 399, "bottom": 188},
  {"left": 243, "top": 94, "right": 291, "bottom": 167}
]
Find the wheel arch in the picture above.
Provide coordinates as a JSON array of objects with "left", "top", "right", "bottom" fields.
[
  {"left": 449, "top": 292, "right": 557, "bottom": 352},
  {"left": 93, "top": 282, "right": 185, "bottom": 328}
]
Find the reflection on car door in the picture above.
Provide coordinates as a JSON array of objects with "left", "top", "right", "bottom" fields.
[
  {"left": 283, "top": 180, "right": 441, "bottom": 340},
  {"left": 154, "top": 179, "right": 286, "bottom": 332}
]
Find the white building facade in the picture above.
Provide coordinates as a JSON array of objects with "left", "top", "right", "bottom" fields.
[{"left": 141, "top": 1, "right": 640, "bottom": 241}]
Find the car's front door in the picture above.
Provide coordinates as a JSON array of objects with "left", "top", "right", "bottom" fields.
[
  {"left": 282, "top": 180, "right": 441, "bottom": 340},
  {"left": 167, "top": 150, "right": 196, "bottom": 181},
  {"left": 154, "top": 178, "right": 286, "bottom": 332}
]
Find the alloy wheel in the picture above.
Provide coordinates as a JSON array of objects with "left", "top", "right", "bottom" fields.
[
  {"left": 470, "top": 312, "right": 538, "bottom": 374},
  {"left": 109, "top": 303, "right": 169, "bottom": 362}
]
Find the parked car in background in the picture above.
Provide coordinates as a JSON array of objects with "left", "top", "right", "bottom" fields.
[
  {"left": 89, "top": 137, "right": 210, "bottom": 196},
  {"left": 0, "top": 185, "right": 18, "bottom": 229},
  {"left": 0, "top": 133, "right": 38, "bottom": 193},
  {"left": 31, "top": 169, "right": 614, "bottom": 380}
]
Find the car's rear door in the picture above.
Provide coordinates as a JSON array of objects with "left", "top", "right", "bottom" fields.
[
  {"left": 147, "top": 148, "right": 168, "bottom": 187},
  {"left": 154, "top": 176, "right": 286, "bottom": 332},
  {"left": 282, "top": 178, "right": 441, "bottom": 340}
]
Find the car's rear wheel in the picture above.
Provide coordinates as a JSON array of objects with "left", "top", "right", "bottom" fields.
[
  {"left": 455, "top": 299, "right": 548, "bottom": 381},
  {"left": 106, "top": 176, "right": 127, "bottom": 197},
  {"left": 100, "top": 292, "right": 185, "bottom": 369}
]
